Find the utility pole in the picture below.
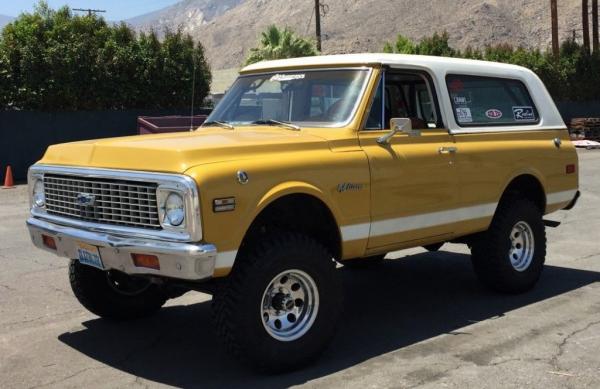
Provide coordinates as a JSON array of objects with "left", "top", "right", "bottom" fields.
[
  {"left": 73, "top": 8, "right": 106, "bottom": 17},
  {"left": 551, "top": 0, "right": 559, "bottom": 58},
  {"left": 593, "top": 0, "right": 599, "bottom": 52},
  {"left": 315, "top": 0, "right": 322, "bottom": 52},
  {"left": 583, "top": 0, "right": 591, "bottom": 52}
]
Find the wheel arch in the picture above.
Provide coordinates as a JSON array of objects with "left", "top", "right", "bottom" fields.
[
  {"left": 498, "top": 172, "right": 547, "bottom": 213},
  {"left": 237, "top": 183, "right": 343, "bottom": 263}
]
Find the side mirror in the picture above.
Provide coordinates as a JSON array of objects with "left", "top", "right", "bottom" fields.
[{"left": 377, "top": 118, "right": 418, "bottom": 145}]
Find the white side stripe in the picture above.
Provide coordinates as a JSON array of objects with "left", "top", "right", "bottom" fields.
[
  {"left": 215, "top": 250, "right": 238, "bottom": 269},
  {"left": 339, "top": 189, "right": 577, "bottom": 242},
  {"left": 370, "top": 203, "right": 497, "bottom": 238},
  {"left": 547, "top": 189, "right": 577, "bottom": 205},
  {"left": 340, "top": 223, "right": 371, "bottom": 242}
]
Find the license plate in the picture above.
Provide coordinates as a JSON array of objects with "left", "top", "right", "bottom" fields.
[{"left": 77, "top": 242, "right": 104, "bottom": 270}]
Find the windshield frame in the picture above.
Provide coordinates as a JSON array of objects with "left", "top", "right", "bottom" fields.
[{"left": 206, "top": 67, "right": 374, "bottom": 129}]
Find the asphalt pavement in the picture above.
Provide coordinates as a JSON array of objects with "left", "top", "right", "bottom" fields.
[{"left": 1, "top": 149, "right": 599, "bottom": 389}]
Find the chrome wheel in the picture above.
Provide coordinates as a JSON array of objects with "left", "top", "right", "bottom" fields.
[
  {"left": 261, "top": 269, "right": 319, "bottom": 341},
  {"left": 509, "top": 221, "right": 535, "bottom": 272}
]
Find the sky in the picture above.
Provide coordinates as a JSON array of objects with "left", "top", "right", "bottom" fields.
[{"left": 0, "top": 0, "right": 181, "bottom": 20}]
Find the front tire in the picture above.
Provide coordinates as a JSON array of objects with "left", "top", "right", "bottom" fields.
[
  {"left": 212, "top": 233, "right": 342, "bottom": 373},
  {"left": 471, "top": 197, "right": 546, "bottom": 293},
  {"left": 69, "top": 260, "right": 168, "bottom": 319}
]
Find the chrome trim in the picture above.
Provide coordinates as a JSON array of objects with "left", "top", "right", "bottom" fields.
[
  {"left": 27, "top": 217, "right": 216, "bottom": 281},
  {"left": 28, "top": 165, "right": 202, "bottom": 242},
  {"left": 438, "top": 146, "right": 458, "bottom": 154}
]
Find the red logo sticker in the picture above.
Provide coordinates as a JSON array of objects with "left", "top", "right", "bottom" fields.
[
  {"left": 485, "top": 109, "right": 503, "bottom": 119},
  {"left": 449, "top": 79, "right": 464, "bottom": 93}
]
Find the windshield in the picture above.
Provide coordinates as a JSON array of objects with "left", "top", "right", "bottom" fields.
[{"left": 206, "top": 68, "right": 370, "bottom": 128}]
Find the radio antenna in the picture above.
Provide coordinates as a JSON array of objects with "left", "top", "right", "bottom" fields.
[{"left": 189, "top": 54, "right": 197, "bottom": 131}]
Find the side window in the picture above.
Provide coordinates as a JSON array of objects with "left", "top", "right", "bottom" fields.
[
  {"left": 446, "top": 75, "right": 539, "bottom": 127},
  {"left": 416, "top": 85, "right": 436, "bottom": 127},
  {"left": 364, "top": 72, "right": 441, "bottom": 130},
  {"left": 365, "top": 78, "right": 383, "bottom": 130}
]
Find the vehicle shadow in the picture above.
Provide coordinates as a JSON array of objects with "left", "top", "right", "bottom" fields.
[{"left": 58, "top": 251, "right": 600, "bottom": 388}]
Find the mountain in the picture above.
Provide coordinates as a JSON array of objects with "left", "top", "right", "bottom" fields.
[
  {"left": 126, "top": 0, "right": 244, "bottom": 34},
  {"left": 0, "top": 14, "right": 15, "bottom": 29},
  {"left": 127, "top": 0, "right": 583, "bottom": 70}
]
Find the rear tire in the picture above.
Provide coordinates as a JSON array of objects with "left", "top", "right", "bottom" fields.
[
  {"left": 471, "top": 197, "right": 546, "bottom": 293},
  {"left": 69, "top": 260, "right": 168, "bottom": 319},
  {"left": 212, "top": 233, "right": 342, "bottom": 373}
]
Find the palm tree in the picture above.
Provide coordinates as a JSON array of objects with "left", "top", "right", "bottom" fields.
[
  {"left": 244, "top": 25, "right": 318, "bottom": 65},
  {"left": 583, "top": 0, "right": 590, "bottom": 52}
]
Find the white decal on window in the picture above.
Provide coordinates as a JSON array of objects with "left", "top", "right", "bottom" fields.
[
  {"left": 453, "top": 96, "right": 468, "bottom": 105},
  {"left": 270, "top": 74, "right": 305, "bottom": 82},
  {"left": 513, "top": 106, "right": 536, "bottom": 121},
  {"left": 456, "top": 107, "right": 473, "bottom": 123}
]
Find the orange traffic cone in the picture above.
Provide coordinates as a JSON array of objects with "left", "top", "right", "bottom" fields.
[{"left": 2, "top": 166, "right": 15, "bottom": 189}]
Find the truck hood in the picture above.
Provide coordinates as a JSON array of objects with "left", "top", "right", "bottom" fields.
[{"left": 39, "top": 128, "right": 330, "bottom": 173}]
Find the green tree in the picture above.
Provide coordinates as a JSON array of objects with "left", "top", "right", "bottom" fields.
[
  {"left": 245, "top": 25, "right": 318, "bottom": 65},
  {"left": 0, "top": 1, "right": 211, "bottom": 111},
  {"left": 383, "top": 34, "right": 416, "bottom": 54},
  {"left": 380, "top": 31, "right": 600, "bottom": 102}
]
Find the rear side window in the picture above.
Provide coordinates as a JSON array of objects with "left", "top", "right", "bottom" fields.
[{"left": 446, "top": 75, "right": 539, "bottom": 127}]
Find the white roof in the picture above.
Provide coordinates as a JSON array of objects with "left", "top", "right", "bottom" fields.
[
  {"left": 241, "top": 54, "right": 565, "bottom": 133},
  {"left": 242, "top": 53, "right": 525, "bottom": 74}
]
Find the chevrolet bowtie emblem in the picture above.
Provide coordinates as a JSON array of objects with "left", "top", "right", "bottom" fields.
[{"left": 76, "top": 193, "right": 96, "bottom": 206}]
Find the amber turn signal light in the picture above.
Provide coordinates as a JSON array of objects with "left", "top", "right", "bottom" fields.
[
  {"left": 131, "top": 254, "right": 160, "bottom": 270},
  {"left": 42, "top": 235, "right": 57, "bottom": 250}
]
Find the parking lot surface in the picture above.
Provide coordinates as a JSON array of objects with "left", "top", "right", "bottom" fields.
[{"left": 1, "top": 149, "right": 599, "bottom": 389}]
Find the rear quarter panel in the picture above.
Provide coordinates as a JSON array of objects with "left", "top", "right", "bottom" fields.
[{"left": 451, "top": 129, "right": 578, "bottom": 237}]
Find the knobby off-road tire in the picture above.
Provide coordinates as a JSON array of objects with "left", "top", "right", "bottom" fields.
[
  {"left": 471, "top": 196, "right": 546, "bottom": 293},
  {"left": 212, "top": 233, "right": 343, "bottom": 373},
  {"left": 69, "top": 259, "right": 168, "bottom": 319}
]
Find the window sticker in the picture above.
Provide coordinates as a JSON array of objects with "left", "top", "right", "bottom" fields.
[
  {"left": 512, "top": 106, "right": 536, "bottom": 122},
  {"left": 485, "top": 109, "right": 503, "bottom": 119},
  {"left": 453, "top": 95, "right": 470, "bottom": 105},
  {"left": 456, "top": 107, "right": 473, "bottom": 123},
  {"left": 270, "top": 73, "right": 305, "bottom": 82},
  {"left": 448, "top": 79, "right": 464, "bottom": 93}
]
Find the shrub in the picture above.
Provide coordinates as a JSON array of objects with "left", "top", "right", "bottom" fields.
[
  {"left": 383, "top": 32, "right": 600, "bottom": 102},
  {"left": 0, "top": 1, "right": 211, "bottom": 111}
]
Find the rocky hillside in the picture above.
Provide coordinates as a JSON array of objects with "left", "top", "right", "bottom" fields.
[
  {"left": 0, "top": 14, "right": 14, "bottom": 29},
  {"left": 127, "top": 0, "right": 583, "bottom": 70},
  {"left": 127, "top": 0, "right": 244, "bottom": 34}
]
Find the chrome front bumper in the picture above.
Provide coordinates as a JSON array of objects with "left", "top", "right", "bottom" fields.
[{"left": 27, "top": 217, "right": 217, "bottom": 281}]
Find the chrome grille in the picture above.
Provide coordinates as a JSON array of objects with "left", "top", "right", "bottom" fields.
[{"left": 44, "top": 174, "right": 160, "bottom": 229}]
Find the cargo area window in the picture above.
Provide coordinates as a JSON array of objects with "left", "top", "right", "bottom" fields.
[{"left": 446, "top": 75, "right": 540, "bottom": 127}]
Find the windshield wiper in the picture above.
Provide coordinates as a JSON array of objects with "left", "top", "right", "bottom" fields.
[
  {"left": 201, "top": 120, "right": 234, "bottom": 130},
  {"left": 251, "top": 119, "right": 301, "bottom": 131}
]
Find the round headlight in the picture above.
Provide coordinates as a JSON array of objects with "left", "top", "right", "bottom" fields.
[
  {"left": 33, "top": 179, "right": 45, "bottom": 208},
  {"left": 165, "top": 192, "right": 185, "bottom": 226}
]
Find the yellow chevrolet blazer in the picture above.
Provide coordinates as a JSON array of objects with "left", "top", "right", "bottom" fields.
[{"left": 27, "top": 54, "right": 579, "bottom": 372}]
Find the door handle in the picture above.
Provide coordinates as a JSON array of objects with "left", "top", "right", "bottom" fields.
[{"left": 438, "top": 146, "right": 457, "bottom": 154}]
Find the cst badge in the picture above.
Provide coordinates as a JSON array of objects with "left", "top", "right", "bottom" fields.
[{"left": 337, "top": 183, "right": 364, "bottom": 193}]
